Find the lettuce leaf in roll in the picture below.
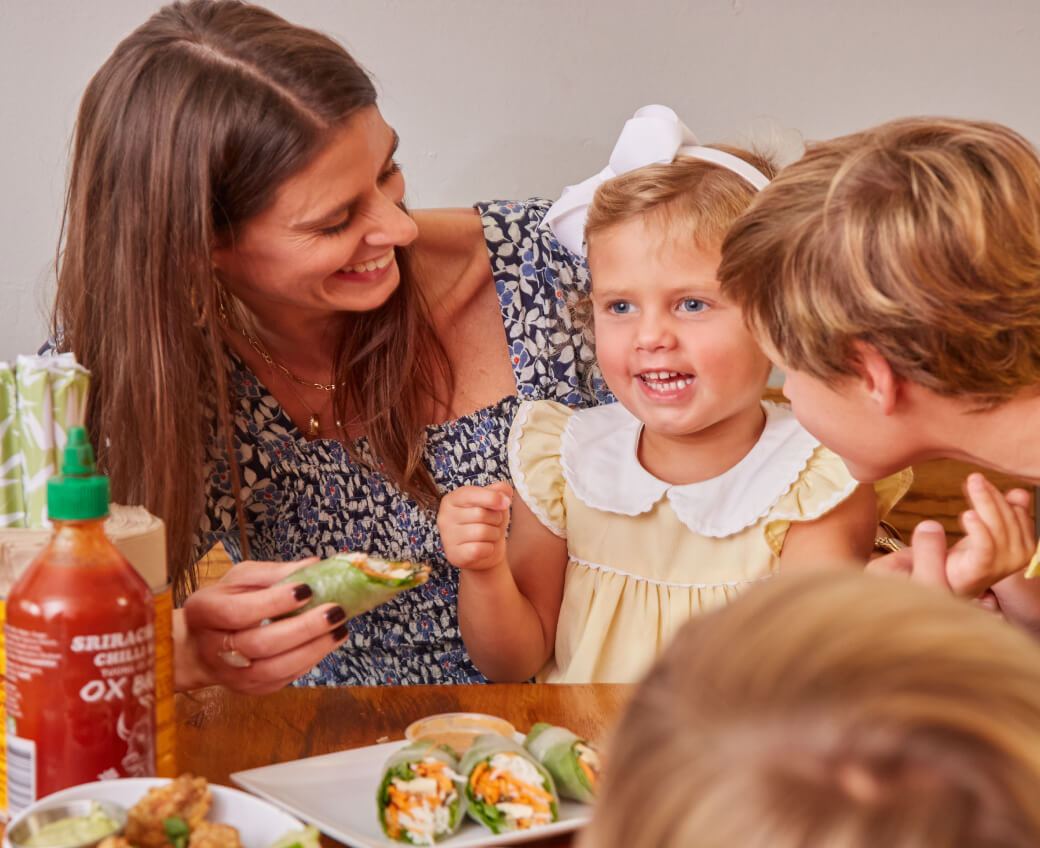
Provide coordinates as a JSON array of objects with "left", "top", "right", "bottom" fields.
[
  {"left": 377, "top": 740, "right": 466, "bottom": 845},
  {"left": 459, "top": 732, "right": 559, "bottom": 834},
  {"left": 277, "top": 552, "right": 430, "bottom": 620},
  {"left": 523, "top": 722, "right": 601, "bottom": 803}
]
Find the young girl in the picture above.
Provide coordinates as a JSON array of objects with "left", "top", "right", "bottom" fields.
[
  {"left": 579, "top": 568, "right": 1040, "bottom": 848},
  {"left": 437, "top": 106, "right": 912, "bottom": 683}
]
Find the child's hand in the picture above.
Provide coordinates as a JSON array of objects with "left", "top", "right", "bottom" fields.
[
  {"left": 867, "top": 475, "right": 1034, "bottom": 598},
  {"left": 944, "top": 474, "right": 1034, "bottom": 597},
  {"left": 437, "top": 481, "right": 514, "bottom": 572}
]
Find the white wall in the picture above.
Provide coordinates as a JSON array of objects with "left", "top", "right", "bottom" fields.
[{"left": 3, "top": 0, "right": 1040, "bottom": 360}]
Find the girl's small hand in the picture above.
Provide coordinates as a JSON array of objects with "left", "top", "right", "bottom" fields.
[
  {"left": 437, "top": 482, "right": 513, "bottom": 572},
  {"left": 176, "top": 557, "right": 351, "bottom": 695},
  {"left": 944, "top": 475, "right": 1034, "bottom": 597}
]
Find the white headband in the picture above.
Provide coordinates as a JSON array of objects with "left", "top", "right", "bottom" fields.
[{"left": 543, "top": 104, "right": 771, "bottom": 256}]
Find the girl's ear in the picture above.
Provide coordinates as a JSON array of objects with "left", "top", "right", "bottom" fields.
[{"left": 850, "top": 340, "right": 899, "bottom": 415}]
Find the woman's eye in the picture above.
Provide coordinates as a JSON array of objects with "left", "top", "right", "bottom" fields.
[
  {"left": 608, "top": 301, "right": 633, "bottom": 315},
  {"left": 318, "top": 218, "right": 351, "bottom": 237},
  {"left": 680, "top": 298, "right": 707, "bottom": 313},
  {"left": 378, "top": 160, "right": 402, "bottom": 184}
]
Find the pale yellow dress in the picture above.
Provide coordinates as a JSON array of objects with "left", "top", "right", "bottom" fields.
[{"left": 508, "top": 400, "right": 913, "bottom": 684}]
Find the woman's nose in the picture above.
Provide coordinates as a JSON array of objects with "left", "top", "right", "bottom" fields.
[{"left": 364, "top": 197, "right": 418, "bottom": 248}]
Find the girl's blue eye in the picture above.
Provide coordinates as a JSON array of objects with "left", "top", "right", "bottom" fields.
[
  {"left": 608, "top": 301, "right": 633, "bottom": 315},
  {"left": 680, "top": 298, "right": 707, "bottom": 313}
]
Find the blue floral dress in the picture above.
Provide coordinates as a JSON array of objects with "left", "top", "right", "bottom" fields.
[{"left": 198, "top": 199, "right": 611, "bottom": 685}]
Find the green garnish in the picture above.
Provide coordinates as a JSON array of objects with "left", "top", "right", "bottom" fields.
[{"left": 163, "top": 816, "right": 190, "bottom": 848}]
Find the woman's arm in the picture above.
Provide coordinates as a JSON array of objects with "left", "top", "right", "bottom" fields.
[
  {"left": 779, "top": 483, "right": 879, "bottom": 569},
  {"left": 438, "top": 483, "right": 569, "bottom": 681}
]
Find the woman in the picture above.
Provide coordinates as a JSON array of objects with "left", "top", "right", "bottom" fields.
[{"left": 52, "top": 0, "right": 607, "bottom": 692}]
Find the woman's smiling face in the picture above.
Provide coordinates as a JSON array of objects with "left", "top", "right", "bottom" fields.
[
  {"left": 588, "top": 218, "right": 771, "bottom": 443},
  {"left": 212, "top": 106, "right": 418, "bottom": 323}
]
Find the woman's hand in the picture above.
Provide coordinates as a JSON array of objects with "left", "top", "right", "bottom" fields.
[{"left": 174, "top": 557, "right": 350, "bottom": 694}]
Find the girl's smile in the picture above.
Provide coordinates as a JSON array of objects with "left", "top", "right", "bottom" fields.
[
  {"left": 637, "top": 370, "right": 696, "bottom": 398},
  {"left": 587, "top": 217, "right": 771, "bottom": 482}
]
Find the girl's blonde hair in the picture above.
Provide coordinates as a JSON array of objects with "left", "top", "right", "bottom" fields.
[
  {"left": 718, "top": 117, "right": 1040, "bottom": 406},
  {"left": 581, "top": 569, "right": 1040, "bottom": 848},
  {"left": 567, "top": 146, "right": 778, "bottom": 344},
  {"left": 585, "top": 146, "right": 779, "bottom": 252}
]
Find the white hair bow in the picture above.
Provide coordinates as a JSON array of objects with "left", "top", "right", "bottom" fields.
[{"left": 543, "top": 104, "right": 771, "bottom": 256}]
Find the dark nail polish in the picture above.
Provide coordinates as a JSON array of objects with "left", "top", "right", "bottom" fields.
[
  {"left": 293, "top": 583, "right": 313, "bottom": 602},
  {"left": 326, "top": 605, "right": 346, "bottom": 625},
  {"left": 331, "top": 623, "right": 349, "bottom": 641}
]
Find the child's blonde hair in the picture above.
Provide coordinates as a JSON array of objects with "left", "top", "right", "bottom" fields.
[
  {"left": 585, "top": 146, "right": 779, "bottom": 252},
  {"left": 568, "top": 147, "right": 778, "bottom": 341},
  {"left": 718, "top": 117, "right": 1040, "bottom": 406},
  {"left": 581, "top": 568, "right": 1040, "bottom": 848}
]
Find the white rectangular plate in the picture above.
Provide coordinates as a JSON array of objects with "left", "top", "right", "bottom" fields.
[{"left": 231, "top": 739, "right": 591, "bottom": 848}]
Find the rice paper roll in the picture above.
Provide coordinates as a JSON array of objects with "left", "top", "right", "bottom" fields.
[
  {"left": 377, "top": 740, "right": 466, "bottom": 844},
  {"left": 523, "top": 722, "right": 601, "bottom": 803},
  {"left": 459, "top": 732, "right": 558, "bottom": 834},
  {"left": 277, "top": 552, "right": 430, "bottom": 620}
]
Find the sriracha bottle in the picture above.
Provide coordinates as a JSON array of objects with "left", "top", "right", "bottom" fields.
[{"left": 4, "top": 427, "right": 156, "bottom": 814}]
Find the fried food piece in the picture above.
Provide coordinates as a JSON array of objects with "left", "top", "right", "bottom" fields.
[
  {"left": 187, "top": 821, "right": 243, "bottom": 848},
  {"left": 125, "top": 775, "right": 213, "bottom": 848},
  {"left": 97, "top": 837, "right": 133, "bottom": 848}
]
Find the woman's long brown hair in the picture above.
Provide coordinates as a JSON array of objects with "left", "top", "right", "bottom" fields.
[{"left": 53, "top": 0, "right": 450, "bottom": 601}]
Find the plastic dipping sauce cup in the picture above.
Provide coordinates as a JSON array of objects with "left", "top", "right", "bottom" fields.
[{"left": 405, "top": 713, "right": 517, "bottom": 753}]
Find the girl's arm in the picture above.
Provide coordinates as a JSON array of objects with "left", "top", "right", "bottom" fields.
[
  {"left": 438, "top": 483, "right": 568, "bottom": 681},
  {"left": 779, "top": 483, "right": 879, "bottom": 569}
]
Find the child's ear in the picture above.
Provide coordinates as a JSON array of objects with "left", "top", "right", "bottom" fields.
[{"left": 850, "top": 341, "right": 899, "bottom": 415}]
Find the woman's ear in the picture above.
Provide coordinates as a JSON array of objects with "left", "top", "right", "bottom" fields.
[{"left": 850, "top": 340, "right": 899, "bottom": 415}]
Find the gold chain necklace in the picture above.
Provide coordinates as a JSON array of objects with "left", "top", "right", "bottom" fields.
[
  {"left": 236, "top": 326, "right": 336, "bottom": 392},
  {"left": 217, "top": 288, "right": 341, "bottom": 438},
  {"left": 234, "top": 326, "right": 340, "bottom": 438}
]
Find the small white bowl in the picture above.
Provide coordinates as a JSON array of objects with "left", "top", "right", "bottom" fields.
[{"left": 6, "top": 799, "right": 127, "bottom": 848}]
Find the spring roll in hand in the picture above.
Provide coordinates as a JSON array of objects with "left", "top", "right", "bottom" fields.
[
  {"left": 459, "top": 733, "right": 558, "bottom": 834},
  {"left": 377, "top": 740, "right": 466, "bottom": 845},
  {"left": 523, "top": 722, "right": 601, "bottom": 803},
  {"left": 278, "top": 552, "right": 430, "bottom": 620}
]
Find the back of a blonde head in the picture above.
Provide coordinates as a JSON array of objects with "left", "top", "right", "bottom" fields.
[
  {"left": 718, "top": 118, "right": 1040, "bottom": 405},
  {"left": 581, "top": 569, "right": 1040, "bottom": 848}
]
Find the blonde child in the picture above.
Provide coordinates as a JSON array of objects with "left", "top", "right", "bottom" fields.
[
  {"left": 716, "top": 116, "right": 1040, "bottom": 630},
  {"left": 580, "top": 568, "right": 1040, "bottom": 848},
  {"left": 436, "top": 106, "right": 913, "bottom": 684}
]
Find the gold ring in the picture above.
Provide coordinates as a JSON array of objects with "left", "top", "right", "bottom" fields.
[{"left": 217, "top": 632, "right": 252, "bottom": 669}]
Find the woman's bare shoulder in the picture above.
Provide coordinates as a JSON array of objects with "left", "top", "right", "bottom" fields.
[{"left": 411, "top": 207, "right": 491, "bottom": 309}]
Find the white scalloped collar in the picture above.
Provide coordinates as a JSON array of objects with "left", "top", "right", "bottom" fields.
[{"left": 560, "top": 401, "right": 820, "bottom": 537}]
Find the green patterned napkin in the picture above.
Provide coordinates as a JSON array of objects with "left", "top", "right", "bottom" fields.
[
  {"left": 0, "top": 363, "right": 23, "bottom": 528},
  {"left": 4, "top": 354, "right": 91, "bottom": 527}
]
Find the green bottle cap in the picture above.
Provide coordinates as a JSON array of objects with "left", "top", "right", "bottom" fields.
[{"left": 46, "top": 426, "right": 110, "bottom": 521}]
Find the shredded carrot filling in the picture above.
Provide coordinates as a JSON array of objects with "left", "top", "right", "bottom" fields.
[
  {"left": 469, "top": 756, "right": 553, "bottom": 828},
  {"left": 359, "top": 558, "right": 410, "bottom": 579},
  {"left": 578, "top": 754, "right": 599, "bottom": 790},
  {"left": 385, "top": 759, "right": 453, "bottom": 839}
]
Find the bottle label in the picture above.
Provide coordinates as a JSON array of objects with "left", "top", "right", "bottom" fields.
[{"left": 5, "top": 619, "right": 156, "bottom": 808}]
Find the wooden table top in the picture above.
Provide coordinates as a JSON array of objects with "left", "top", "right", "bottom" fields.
[{"left": 175, "top": 683, "right": 633, "bottom": 848}]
